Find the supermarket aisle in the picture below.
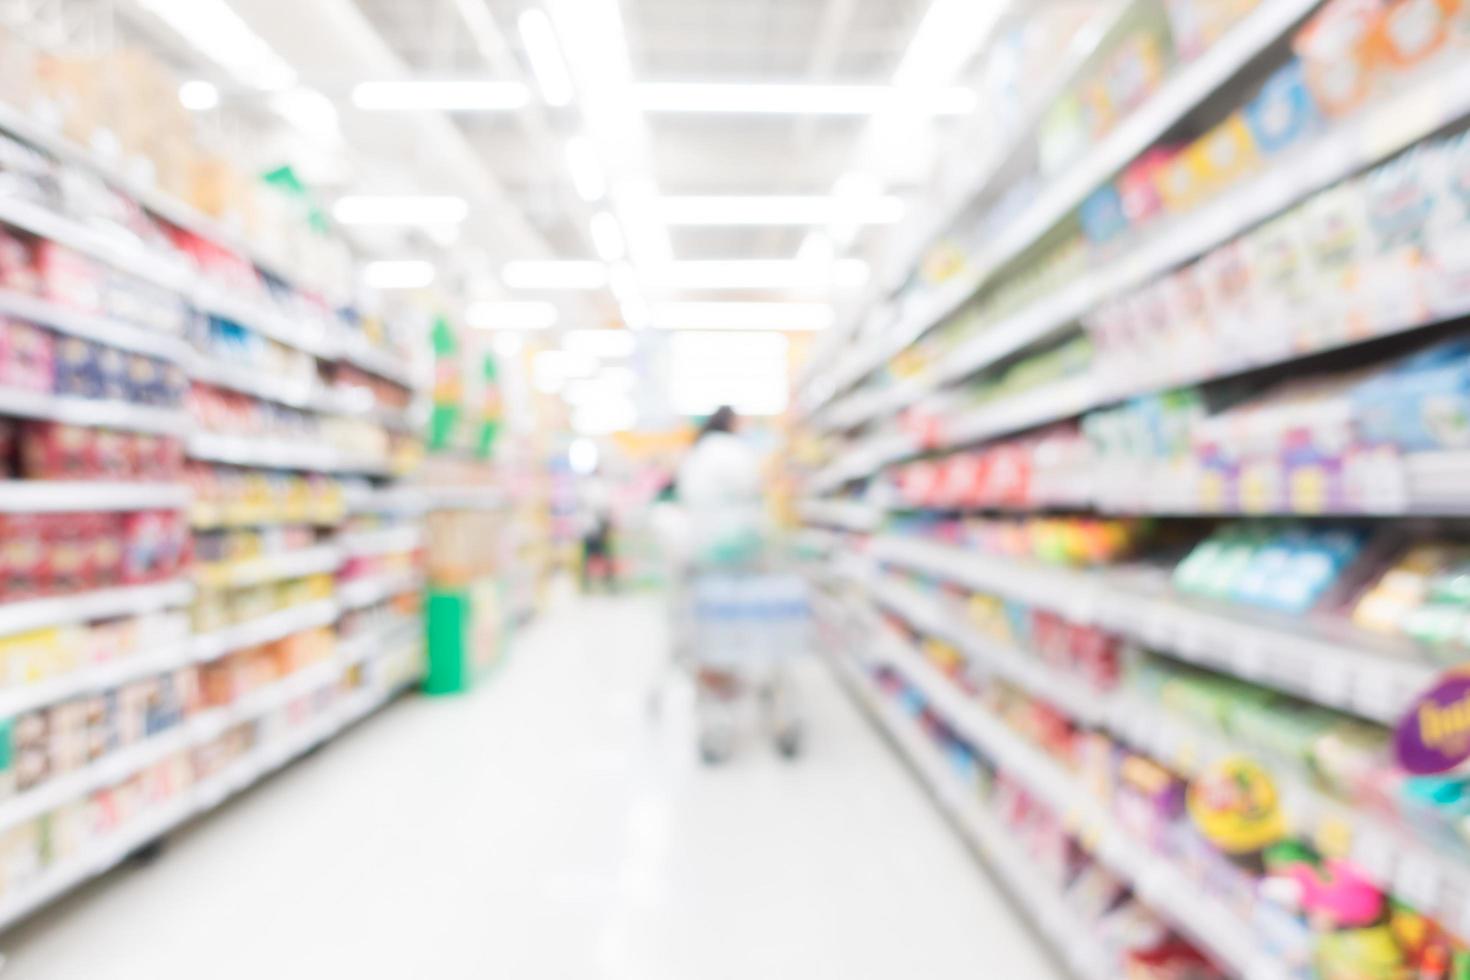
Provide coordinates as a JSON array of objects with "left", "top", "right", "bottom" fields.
[{"left": 1, "top": 593, "right": 1056, "bottom": 980}]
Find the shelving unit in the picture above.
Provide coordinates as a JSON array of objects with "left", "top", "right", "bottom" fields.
[
  {"left": 0, "top": 72, "right": 432, "bottom": 932},
  {"left": 794, "top": 1, "right": 1470, "bottom": 975}
]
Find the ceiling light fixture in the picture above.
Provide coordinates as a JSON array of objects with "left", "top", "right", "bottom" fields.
[
  {"left": 518, "top": 8, "right": 575, "bottom": 107},
  {"left": 590, "top": 212, "right": 627, "bottom": 262},
  {"left": 644, "top": 259, "right": 869, "bottom": 291},
  {"left": 352, "top": 80, "right": 531, "bottom": 112},
  {"left": 894, "top": 0, "right": 1011, "bottom": 90},
  {"left": 655, "top": 195, "right": 904, "bottom": 227},
  {"left": 362, "top": 260, "right": 436, "bottom": 290},
  {"left": 501, "top": 260, "right": 609, "bottom": 291},
  {"left": 333, "top": 195, "right": 470, "bottom": 226},
  {"left": 563, "top": 330, "right": 637, "bottom": 359},
  {"left": 467, "top": 300, "right": 559, "bottom": 331},
  {"left": 608, "top": 262, "right": 650, "bottom": 330},
  {"left": 649, "top": 302, "right": 835, "bottom": 332},
  {"left": 632, "top": 82, "right": 976, "bottom": 116},
  {"left": 135, "top": 0, "right": 295, "bottom": 91},
  {"left": 178, "top": 80, "right": 220, "bottom": 111},
  {"left": 564, "top": 137, "right": 605, "bottom": 202}
]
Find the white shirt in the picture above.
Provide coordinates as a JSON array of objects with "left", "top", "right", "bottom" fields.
[{"left": 677, "top": 432, "right": 763, "bottom": 561}]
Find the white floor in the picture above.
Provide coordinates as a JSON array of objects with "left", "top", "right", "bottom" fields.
[{"left": 2, "top": 592, "right": 1059, "bottom": 980}]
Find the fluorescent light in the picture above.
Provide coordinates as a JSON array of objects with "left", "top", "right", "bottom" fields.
[
  {"left": 534, "top": 350, "right": 598, "bottom": 387},
  {"left": 608, "top": 262, "right": 649, "bottom": 330},
  {"left": 273, "top": 87, "right": 339, "bottom": 138},
  {"left": 502, "top": 260, "right": 608, "bottom": 291},
  {"left": 564, "top": 377, "right": 636, "bottom": 406},
  {"left": 633, "top": 82, "right": 975, "bottom": 116},
  {"left": 467, "top": 301, "right": 559, "bottom": 331},
  {"left": 178, "top": 80, "right": 220, "bottom": 111},
  {"left": 136, "top": 0, "right": 295, "bottom": 91},
  {"left": 452, "top": 0, "right": 501, "bottom": 59},
  {"left": 518, "top": 9, "right": 575, "bottom": 107},
  {"left": 656, "top": 195, "right": 904, "bottom": 227},
  {"left": 650, "top": 302, "right": 835, "bottom": 332},
  {"left": 644, "top": 259, "right": 869, "bottom": 291},
  {"left": 569, "top": 438, "right": 599, "bottom": 475},
  {"left": 363, "top": 260, "right": 436, "bottom": 290},
  {"left": 493, "top": 332, "right": 525, "bottom": 357},
  {"left": 590, "top": 212, "right": 626, "bottom": 262},
  {"left": 563, "top": 330, "right": 637, "bottom": 359},
  {"left": 334, "top": 195, "right": 470, "bottom": 226},
  {"left": 352, "top": 80, "right": 530, "bottom": 112},
  {"left": 565, "top": 137, "right": 605, "bottom": 202},
  {"left": 573, "top": 402, "right": 637, "bottom": 435},
  {"left": 895, "top": 0, "right": 1010, "bottom": 90}
]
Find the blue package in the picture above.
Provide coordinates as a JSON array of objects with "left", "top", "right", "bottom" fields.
[
  {"left": 1244, "top": 59, "right": 1320, "bottom": 156},
  {"left": 1080, "top": 183, "right": 1128, "bottom": 244},
  {"left": 1353, "top": 341, "right": 1470, "bottom": 451}
]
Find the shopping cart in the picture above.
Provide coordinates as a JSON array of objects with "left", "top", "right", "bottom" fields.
[{"left": 677, "top": 570, "right": 811, "bottom": 764}]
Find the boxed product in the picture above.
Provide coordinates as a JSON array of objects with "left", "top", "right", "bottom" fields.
[
  {"left": 1293, "top": 0, "right": 1387, "bottom": 117},
  {"left": 1243, "top": 59, "right": 1322, "bottom": 155},
  {"left": 0, "top": 320, "right": 54, "bottom": 392}
]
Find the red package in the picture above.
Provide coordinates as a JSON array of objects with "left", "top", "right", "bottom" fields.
[
  {"left": 0, "top": 418, "right": 13, "bottom": 477},
  {"left": 0, "top": 229, "right": 36, "bottom": 293},
  {"left": 93, "top": 429, "right": 129, "bottom": 479},
  {"left": 46, "top": 514, "right": 93, "bottom": 594},
  {"left": 21, "top": 421, "right": 96, "bottom": 479},
  {"left": 1119, "top": 146, "right": 1176, "bottom": 225},
  {"left": 34, "top": 240, "right": 102, "bottom": 313},
  {"left": 0, "top": 319, "right": 55, "bottom": 392}
]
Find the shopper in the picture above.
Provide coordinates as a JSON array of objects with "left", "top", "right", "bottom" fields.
[
  {"left": 676, "top": 405, "right": 764, "bottom": 568},
  {"left": 577, "top": 468, "right": 617, "bottom": 593}
]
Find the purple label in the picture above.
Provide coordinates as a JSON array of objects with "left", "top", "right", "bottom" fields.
[{"left": 1396, "top": 673, "right": 1470, "bottom": 775}]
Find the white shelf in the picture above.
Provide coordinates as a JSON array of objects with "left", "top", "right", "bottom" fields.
[
  {"left": 338, "top": 571, "right": 424, "bottom": 611},
  {"left": 188, "top": 659, "right": 343, "bottom": 743},
  {"left": 190, "top": 283, "right": 338, "bottom": 362},
  {"left": 338, "top": 617, "right": 420, "bottom": 667},
  {"left": 0, "top": 289, "right": 190, "bottom": 364},
  {"left": 0, "top": 581, "right": 193, "bottom": 641},
  {"left": 0, "top": 196, "right": 192, "bottom": 295},
  {"left": 192, "top": 600, "right": 340, "bottom": 663},
  {"left": 0, "top": 385, "right": 188, "bottom": 436},
  {"left": 869, "top": 535, "right": 1436, "bottom": 725},
  {"left": 338, "top": 526, "right": 423, "bottom": 558},
  {"left": 343, "top": 486, "right": 431, "bottom": 516},
  {"left": 796, "top": 499, "right": 882, "bottom": 534},
  {"left": 825, "top": 57, "right": 1470, "bottom": 438},
  {"left": 186, "top": 354, "right": 323, "bottom": 410},
  {"left": 0, "top": 482, "right": 189, "bottom": 514},
  {"left": 862, "top": 572, "right": 1470, "bottom": 942},
  {"left": 186, "top": 432, "right": 387, "bottom": 473},
  {"left": 858, "top": 624, "right": 1285, "bottom": 980},
  {"left": 196, "top": 546, "right": 343, "bottom": 590},
  {"left": 336, "top": 334, "right": 418, "bottom": 389},
  {"left": 0, "top": 638, "right": 194, "bottom": 719},
  {"left": 827, "top": 646, "right": 1114, "bottom": 980},
  {"left": 0, "top": 723, "right": 194, "bottom": 833},
  {"left": 0, "top": 675, "right": 413, "bottom": 933},
  {"left": 804, "top": 0, "right": 1321, "bottom": 416},
  {"left": 0, "top": 100, "right": 341, "bottom": 326}
]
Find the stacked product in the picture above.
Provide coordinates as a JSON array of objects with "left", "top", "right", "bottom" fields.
[
  {"left": 0, "top": 60, "right": 429, "bottom": 930},
  {"left": 796, "top": 0, "right": 1470, "bottom": 976}
]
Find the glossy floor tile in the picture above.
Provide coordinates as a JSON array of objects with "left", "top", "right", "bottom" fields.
[{"left": 1, "top": 593, "right": 1058, "bottom": 979}]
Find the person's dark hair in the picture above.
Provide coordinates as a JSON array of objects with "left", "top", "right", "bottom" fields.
[{"left": 699, "top": 405, "right": 736, "bottom": 439}]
